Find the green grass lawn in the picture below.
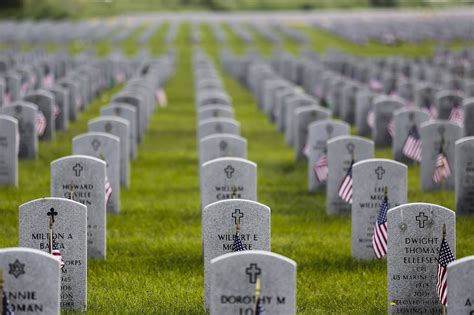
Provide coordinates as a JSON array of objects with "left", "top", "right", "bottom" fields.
[{"left": 1, "top": 23, "right": 473, "bottom": 314}]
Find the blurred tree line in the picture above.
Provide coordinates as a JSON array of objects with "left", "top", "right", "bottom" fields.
[{"left": 0, "top": 0, "right": 468, "bottom": 19}]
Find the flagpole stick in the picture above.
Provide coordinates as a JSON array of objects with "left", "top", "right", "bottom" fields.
[
  {"left": 443, "top": 305, "right": 446, "bottom": 315},
  {"left": 255, "top": 276, "right": 261, "bottom": 311},
  {"left": 69, "top": 180, "right": 75, "bottom": 201},
  {"left": 49, "top": 216, "right": 53, "bottom": 255}
]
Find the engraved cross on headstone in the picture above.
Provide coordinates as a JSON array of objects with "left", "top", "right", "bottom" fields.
[
  {"left": 92, "top": 139, "right": 101, "bottom": 151},
  {"left": 105, "top": 122, "right": 112, "bottom": 132},
  {"left": 346, "top": 143, "right": 355, "bottom": 154},
  {"left": 224, "top": 165, "right": 235, "bottom": 179},
  {"left": 232, "top": 209, "right": 244, "bottom": 225},
  {"left": 219, "top": 141, "right": 227, "bottom": 152},
  {"left": 73, "top": 163, "right": 83, "bottom": 177},
  {"left": 326, "top": 124, "right": 333, "bottom": 137},
  {"left": 416, "top": 212, "right": 429, "bottom": 228},
  {"left": 245, "top": 263, "right": 261, "bottom": 284},
  {"left": 375, "top": 166, "right": 386, "bottom": 180},
  {"left": 47, "top": 208, "right": 58, "bottom": 223}
]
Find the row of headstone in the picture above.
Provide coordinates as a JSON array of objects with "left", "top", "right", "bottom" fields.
[
  {"left": 311, "top": 11, "right": 474, "bottom": 44},
  {"left": 0, "top": 48, "right": 176, "bottom": 313},
  {"left": 0, "top": 20, "right": 146, "bottom": 46},
  {"left": 221, "top": 44, "right": 474, "bottom": 315},
  {"left": 193, "top": 48, "right": 297, "bottom": 314},
  {"left": 297, "top": 49, "right": 474, "bottom": 145},
  {"left": 270, "top": 48, "right": 474, "bottom": 203},
  {"left": 0, "top": 47, "right": 140, "bottom": 187},
  {"left": 296, "top": 49, "right": 474, "bottom": 205}
]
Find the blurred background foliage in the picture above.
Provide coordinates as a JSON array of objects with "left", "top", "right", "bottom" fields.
[{"left": 0, "top": 0, "right": 471, "bottom": 19}]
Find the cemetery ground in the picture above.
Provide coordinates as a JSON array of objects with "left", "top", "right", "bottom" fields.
[{"left": 1, "top": 22, "right": 474, "bottom": 313}]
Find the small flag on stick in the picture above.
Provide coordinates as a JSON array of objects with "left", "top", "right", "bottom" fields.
[
  {"left": 448, "top": 106, "right": 463, "bottom": 126},
  {"left": 372, "top": 187, "right": 389, "bottom": 259},
  {"left": 254, "top": 276, "right": 266, "bottom": 315},
  {"left": 338, "top": 153, "right": 354, "bottom": 204},
  {"left": 314, "top": 153, "right": 328, "bottom": 183},
  {"left": 1, "top": 271, "right": 15, "bottom": 315},
  {"left": 36, "top": 111, "right": 47, "bottom": 137},
  {"left": 105, "top": 176, "right": 112, "bottom": 207},
  {"left": 402, "top": 125, "right": 422, "bottom": 162},
  {"left": 436, "top": 224, "right": 455, "bottom": 306},
  {"left": 433, "top": 138, "right": 451, "bottom": 184},
  {"left": 156, "top": 88, "right": 167, "bottom": 108},
  {"left": 232, "top": 222, "right": 245, "bottom": 252}
]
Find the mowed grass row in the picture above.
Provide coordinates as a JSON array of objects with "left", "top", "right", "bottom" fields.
[
  {"left": 0, "top": 22, "right": 473, "bottom": 314},
  {"left": 199, "top": 25, "right": 474, "bottom": 313}
]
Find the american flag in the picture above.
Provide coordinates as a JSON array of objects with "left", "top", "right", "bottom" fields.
[
  {"left": 338, "top": 160, "right": 354, "bottom": 204},
  {"left": 372, "top": 195, "right": 389, "bottom": 259},
  {"left": 369, "top": 78, "right": 383, "bottom": 92},
  {"left": 114, "top": 72, "right": 125, "bottom": 83},
  {"left": 52, "top": 241, "right": 65, "bottom": 270},
  {"left": 52, "top": 104, "right": 61, "bottom": 119},
  {"left": 433, "top": 152, "right": 451, "bottom": 184},
  {"left": 36, "top": 111, "right": 47, "bottom": 137},
  {"left": 105, "top": 176, "right": 112, "bottom": 206},
  {"left": 423, "top": 106, "right": 438, "bottom": 120},
  {"left": 314, "top": 86, "right": 322, "bottom": 97},
  {"left": 314, "top": 153, "right": 328, "bottom": 182},
  {"left": 15, "top": 126, "right": 20, "bottom": 156},
  {"left": 387, "top": 120, "right": 395, "bottom": 138},
  {"left": 366, "top": 110, "right": 375, "bottom": 129},
  {"left": 20, "top": 82, "right": 29, "bottom": 96},
  {"left": 155, "top": 88, "right": 167, "bottom": 108},
  {"left": 52, "top": 250, "right": 64, "bottom": 269},
  {"left": 436, "top": 227, "right": 455, "bottom": 306},
  {"left": 402, "top": 125, "right": 422, "bottom": 162},
  {"left": 75, "top": 96, "right": 82, "bottom": 110},
  {"left": 3, "top": 93, "right": 12, "bottom": 106},
  {"left": 42, "top": 73, "right": 54, "bottom": 89},
  {"left": 449, "top": 106, "right": 464, "bottom": 126},
  {"left": 2, "top": 289, "right": 14, "bottom": 315},
  {"left": 232, "top": 224, "right": 245, "bottom": 252},
  {"left": 255, "top": 295, "right": 266, "bottom": 315},
  {"left": 255, "top": 277, "right": 265, "bottom": 315}
]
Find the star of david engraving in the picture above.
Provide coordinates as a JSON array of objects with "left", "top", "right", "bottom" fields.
[{"left": 9, "top": 259, "right": 25, "bottom": 278}]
